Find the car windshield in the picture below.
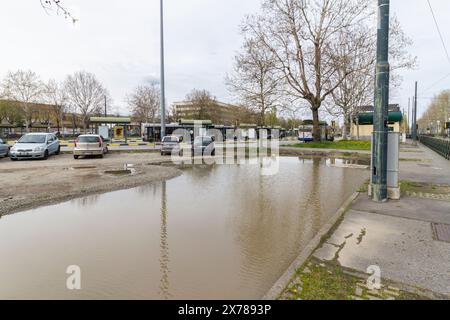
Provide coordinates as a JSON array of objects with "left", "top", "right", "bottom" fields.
[
  {"left": 78, "top": 136, "right": 100, "bottom": 143},
  {"left": 163, "top": 137, "right": 178, "bottom": 143},
  {"left": 18, "top": 135, "right": 46, "bottom": 144},
  {"left": 194, "top": 137, "right": 212, "bottom": 146}
]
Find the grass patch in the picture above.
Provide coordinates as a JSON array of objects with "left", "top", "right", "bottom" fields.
[
  {"left": 296, "top": 263, "right": 357, "bottom": 300},
  {"left": 399, "top": 158, "right": 423, "bottom": 162},
  {"left": 358, "top": 180, "right": 370, "bottom": 193},
  {"left": 281, "top": 260, "right": 431, "bottom": 300},
  {"left": 400, "top": 181, "right": 450, "bottom": 195},
  {"left": 291, "top": 140, "right": 371, "bottom": 151}
]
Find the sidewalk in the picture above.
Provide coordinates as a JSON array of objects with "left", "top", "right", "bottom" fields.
[{"left": 278, "top": 141, "right": 450, "bottom": 300}]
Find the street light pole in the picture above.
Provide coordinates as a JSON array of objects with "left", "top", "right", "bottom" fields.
[
  {"left": 160, "top": 0, "right": 166, "bottom": 140},
  {"left": 413, "top": 82, "right": 418, "bottom": 140},
  {"left": 372, "top": 0, "right": 390, "bottom": 202}
]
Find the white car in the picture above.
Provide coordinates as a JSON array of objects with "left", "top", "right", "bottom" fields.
[
  {"left": 9, "top": 133, "right": 60, "bottom": 161},
  {"left": 73, "top": 135, "right": 108, "bottom": 159}
]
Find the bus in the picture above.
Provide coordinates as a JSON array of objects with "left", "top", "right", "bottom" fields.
[{"left": 298, "top": 121, "right": 334, "bottom": 142}]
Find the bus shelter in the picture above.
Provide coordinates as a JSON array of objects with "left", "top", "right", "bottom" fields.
[{"left": 89, "top": 117, "right": 132, "bottom": 142}]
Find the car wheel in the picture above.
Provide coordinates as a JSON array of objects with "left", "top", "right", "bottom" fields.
[
  {"left": 43, "top": 150, "right": 49, "bottom": 160},
  {"left": 74, "top": 155, "right": 79, "bottom": 160},
  {"left": 99, "top": 154, "right": 104, "bottom": 159},
  {"left": 55, "top": 146, "right": 61, "bottom": 155},
  {"left": 212, "top": 149, "right": 216, "bottom": 156},
  {"left": 10, "top": 157, "right": 17, "bottom": 161}
]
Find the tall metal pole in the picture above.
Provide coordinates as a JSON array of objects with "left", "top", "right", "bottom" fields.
[
  {"left": 160, "top": 0, "right": 166, "bottom": 140},
  {"left": 408, "top": 98, "right": 411, "bottom": 135},
  {"left": 413, "top": 82, "right": 418, "bottom": 140},
  {"left": 372, "top": 0, "right": 390, "bottom": 202}
]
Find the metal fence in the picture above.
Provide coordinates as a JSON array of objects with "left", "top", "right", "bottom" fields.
[{"left": 419, "top": 135, "right": 450, "bottom": 160}]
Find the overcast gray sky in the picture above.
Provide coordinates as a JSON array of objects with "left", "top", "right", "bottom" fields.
[{"left": 1, "top": 0, "right": 449, "bottom": 119}]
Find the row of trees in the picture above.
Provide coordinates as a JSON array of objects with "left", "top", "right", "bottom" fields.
[
  {"left": 418, "top": 90, "right": 450, "bottom": 135},
  {"left": 227, "top": 0, "right": 416, "bottom": 140},
  {"left": 0, "top": 70, "right": 110, "bottom": 133}
]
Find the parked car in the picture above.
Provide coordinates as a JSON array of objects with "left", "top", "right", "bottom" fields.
[
  {"left": 192, "top": 136, "right": 215, "bottom": 156},
  {"left": 73, "top": 135, "right": 108, "bottom": 159},
  {"left": 161, "top": 136, "right": 184, "bottom": 156},
  {"left": 0, "top": 138, "right": 10, "bottom": 158},
  {"left": 9, "top": 133, "right": 60, "bottom": 161}
]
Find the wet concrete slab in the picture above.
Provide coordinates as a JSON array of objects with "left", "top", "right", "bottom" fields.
[
  {"left": 399, "top": 143, "right": 450, "bottom": 185},
  {"left": 314, "top": 210, "right": 450, "bottom": 297},
  {"left": 352, "top": 194, "right": 450, "bottom": 225}
]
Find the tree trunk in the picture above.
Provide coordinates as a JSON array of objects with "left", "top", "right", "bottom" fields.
[
  {"left": 343, "top": 113, "right": 350, "bottom": 141},
  {"left": 25, "top": 119, "right": 30, "bottom": 133},
  {"left": 312, "top": 107, "right": 321, "bottom": 142}
]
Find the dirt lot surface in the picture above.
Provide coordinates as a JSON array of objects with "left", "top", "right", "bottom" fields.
[{"left": 0, "top": 153, "right": 182, "bottom": 216}]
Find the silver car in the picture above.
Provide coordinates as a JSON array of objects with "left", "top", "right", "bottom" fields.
[
  {"left": 73, "top": 135, "right": 108, "bottom": 159},
  {"left": 0, "top": 138, "right": 10, "bottom": 158},
  {"left": 9, "top": 133, "right": 60, "bottom": 161},
  {"left": 161, "top": 136, "right": 184, "bottom": 156}
]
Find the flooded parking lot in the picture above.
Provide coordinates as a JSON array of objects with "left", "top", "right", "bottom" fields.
[{"left": 0, "top": 157, "right": 369, "bottom": 299}]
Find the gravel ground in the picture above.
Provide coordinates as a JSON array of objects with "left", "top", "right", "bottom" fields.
[
  {"left": 0, "top": 153, "right": 182, "bottom": 217},
  {"left": 0, "top": 148, "right": 368, "bottom": 217}
]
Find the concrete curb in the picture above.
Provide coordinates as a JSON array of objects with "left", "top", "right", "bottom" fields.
[{"left": 262, "top": 191, "right": 360, "bottom": 300}]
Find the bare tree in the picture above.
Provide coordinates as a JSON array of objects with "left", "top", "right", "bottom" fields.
[
  {"left": 243, "top": 0, "right": 372, "bottom": 141},
  {"left": 65, "top": 71, "right": 109, "bottom": 131},
  {"left": 0, "top": 70, "right": 44, "bottom": 132},
  {"left": 418, "top": 90, "right": 450, "bottom": 135},
  {"left": 39, "top": 0, "right": 77, "bottom": 23},
  {"left": 127, "top": 84, "right": 160, "bottom": 125},
  {"left": 0, "top": 100, "right": 25, "bottom": 127},
  {"left": 330, "top": 16, "right": 417, "bottom": 140},
  {"left": 328, "top": 25, "right": 375, "bottom": 140},
  {"left": 227, "top": 37, "right": 284, "bottom": 126},
  {"left": 45, "top": 79, "right": 68, "bottom": 135}
]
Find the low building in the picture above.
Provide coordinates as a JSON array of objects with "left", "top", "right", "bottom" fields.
[
  {"left": 351, "top": 104, "right": 404, "bottom": 140},
  {"left": 172, "top": 100, "right": 257, "bottom": 126}
]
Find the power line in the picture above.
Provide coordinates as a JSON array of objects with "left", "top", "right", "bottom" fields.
[
  {"left": 427, "top": 0, "right": 450, "bottom": 66},
  {"left": 419, "top": 1, "right": 450, "bottom": 97},
  {"left": 420, "top": 72, "right": 450, "bottom": 95}
]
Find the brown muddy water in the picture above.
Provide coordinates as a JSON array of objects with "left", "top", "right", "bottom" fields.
[{"left": 0, "top": 157, "right": 369, "bottom": 300}]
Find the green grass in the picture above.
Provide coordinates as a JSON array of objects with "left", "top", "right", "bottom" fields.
[
  {"left": 291, "top": 140, "right": 371, "bottom": 151},
  {"left": 281, "top": 260, "right": 431, "bottom": 300}
]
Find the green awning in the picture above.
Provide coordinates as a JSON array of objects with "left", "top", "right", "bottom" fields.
[{"left": 356, "top": 112, "right": 403, "bottom": 125}]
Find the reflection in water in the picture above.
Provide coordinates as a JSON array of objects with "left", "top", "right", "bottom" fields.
[
  {"left": 159, "top": 181, "right": 170, "bottom": 300},
  {"left": 72, "top": 194, "right": 100, "bottom": 208},
  {"left": 0, "top": 157, "right": 369, "bottom": 300}
]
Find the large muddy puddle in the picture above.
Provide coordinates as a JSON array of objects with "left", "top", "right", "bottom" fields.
[{"left": 0, "top": 157, "right": 368, "bottom": 299}]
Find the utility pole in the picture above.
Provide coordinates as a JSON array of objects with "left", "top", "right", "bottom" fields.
[
  {"left": 372, "top": 0, "right": 390, "bottom": 202},
  {"left": 160, "top": 0, "right": 166, "bottom": 140},
  {"left": 104, "top": 95, "right": 107, "bottom": 117},
  {"left": 413, "top": 82, "right": 418, "bottom": 140},
  {"left": 408, "top": 98, "right": 411, "bottom": 135}
]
